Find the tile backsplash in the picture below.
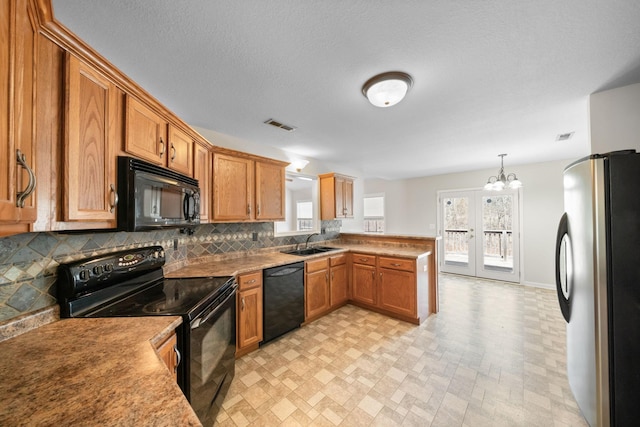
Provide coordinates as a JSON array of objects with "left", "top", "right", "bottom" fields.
[{"left": 0, "top": 221, "right": 341, "bottom": 322}]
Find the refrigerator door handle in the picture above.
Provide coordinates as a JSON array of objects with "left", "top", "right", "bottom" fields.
[{"left": 555, "top": 212, "right": 571, "bottom": 323}]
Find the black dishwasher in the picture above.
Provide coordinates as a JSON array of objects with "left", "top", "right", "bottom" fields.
[{"left": 262, "top": 262, "right": 305, "bottom": 344}]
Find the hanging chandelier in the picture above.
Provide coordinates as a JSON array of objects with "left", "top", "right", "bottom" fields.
[{"left": 483, "top": 154, "right": 522, "bottom": 191}]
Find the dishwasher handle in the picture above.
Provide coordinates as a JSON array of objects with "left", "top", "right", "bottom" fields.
[{"left": 264, "top": 263, "right": 304, "bottom": 278}]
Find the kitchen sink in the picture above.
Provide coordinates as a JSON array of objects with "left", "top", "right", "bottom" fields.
[{"left": 282, "top": 246, "right": 338, "bottom": 256}]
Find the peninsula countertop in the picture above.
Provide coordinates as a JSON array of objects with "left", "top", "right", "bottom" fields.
[
  {"left": 0, "top": 316, "right": 201, "bottom": 427},
  {"left": 165, "top": 242, "right": 432, "bottom": 278}
]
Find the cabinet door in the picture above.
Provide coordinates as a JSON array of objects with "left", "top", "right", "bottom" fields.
[
  {"left": 343, "top": 178, "right": 354, "bottom": 218},
  {"left": 125, "top": 96, "right": 167, "bottom": 165},
  {"left": 167, "top": 125, "right": 193, "bottom": 175},
  {"left": 330, "top": 263, "right": 348, "bottom": 307},
  {"left": 155, "top": 332, "right": 179, "bottom": 382},
  {"left": 255, "top": 161, "right": 285, "bottom": 221},
  {"left": 64, "top": 53, "right": 117, "bottom": 222},
  {"left": 378, "top": 267, "right": 416, "bottom": 317},
  {"left": 212, "top": 153, "right": 253, "bottom": 221},
  {"left": 193, "top": 141, "right": 210, "bottom": 223},
  {"left": 305, "top": 268, "right": 330, "bottom": 320},
  {"left": 0, "top": 0, "right": 37, "bottom": 225},
  {"left": 351, "top": 263, "right": 376, "bottom": 306},
  {"left": 335, "top": 176, "right": 346, "bottom": 218},
  {"left": 238, "top": 286, "right": 263, "bottom": 349}
]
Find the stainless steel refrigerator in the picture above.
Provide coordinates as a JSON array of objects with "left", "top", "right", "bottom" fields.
[{"left": 556, "top": 150, "right": 640, "bottom": 427}]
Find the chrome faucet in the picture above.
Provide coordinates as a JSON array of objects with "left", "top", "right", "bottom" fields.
[{"left": 305, "top": 232, "right": 320, "bottom": 249}]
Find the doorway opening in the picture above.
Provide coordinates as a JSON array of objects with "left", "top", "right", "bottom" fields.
[{"left": 438, "top": 189, "right": 520, "bottom": 283}]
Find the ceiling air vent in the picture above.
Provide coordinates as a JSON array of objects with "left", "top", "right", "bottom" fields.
[
  {"left": 556, "top": 132, "right": 574, "bottom": 141},
  {"left": 264, "top": 119, "right": 296, "bottom": 132}
]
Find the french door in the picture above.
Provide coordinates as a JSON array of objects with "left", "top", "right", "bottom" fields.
[{"left": 439, "top": 189, "right": 520, "bottom": 282}]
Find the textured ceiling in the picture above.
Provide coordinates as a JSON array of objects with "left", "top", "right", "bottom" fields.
[{"left": 52, "top": 0, "right": 640, "bottom": 179}]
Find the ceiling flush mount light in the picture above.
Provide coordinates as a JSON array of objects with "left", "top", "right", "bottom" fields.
[
  {"left": 288, "top": 158, "right": 309, "bottom": 172},
  {"left": 362, "top": 71, "right": 413, "bottom": 107},
  {"left": 484, "top": 154, "right": 522, "bottom": 191}
]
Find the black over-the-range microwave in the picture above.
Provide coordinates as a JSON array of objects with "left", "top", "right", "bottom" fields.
[{"left": 117, "top": 156, "right": 200, "bottom": 231}]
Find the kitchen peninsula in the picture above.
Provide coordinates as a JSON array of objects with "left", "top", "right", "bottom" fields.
[{"left": 167, "top": 233, "right": 440, "bottom": 322}]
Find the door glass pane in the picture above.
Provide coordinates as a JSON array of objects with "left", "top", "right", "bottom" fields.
[
  {"left": 481, "top": 195, "right": 513, "bottom": 272},
  {"left": 443, "top": 197, "right": 470, "bottom": 267}
]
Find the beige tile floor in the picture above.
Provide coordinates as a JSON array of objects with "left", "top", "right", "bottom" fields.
[{"left": 215, "top": 274, "right": 588, "bottom": 426}]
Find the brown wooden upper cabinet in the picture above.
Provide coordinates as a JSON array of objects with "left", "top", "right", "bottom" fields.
[
  {"left": 193, "top": 141, "right": 211, "bottom": 223},
  {"left": 63, "top": 53, "right": 118, "bottom": 223},
  {"left": 125, "top": 96, "right": 194, "bottom": 176},
  {"left": 255, "top": 161, "right": 285, "bottom": 221},
  {"left": 0, "top": 0, "right": 38, "bottom": 234},
  {"left": 212, "top": 152, "right": 286, "bottom": 222},
  {"left": 167, "top": 124, "right": 193, "bottom": 176},
  {"left": 319, "top": 173, "right": 355, "bottom": 220}
]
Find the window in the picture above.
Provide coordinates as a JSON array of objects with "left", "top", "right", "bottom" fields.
[
  {"left": 363, "top": 194, "right": 385, "bottom": 233},
  {"left": 297, "top": 200, "right": 313, "bottom": 230}
]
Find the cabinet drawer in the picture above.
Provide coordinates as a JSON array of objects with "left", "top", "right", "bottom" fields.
[
  {"left": 306, "top": 257, "right": 329, "bottom": 273},
  {"left": 379, "top": 257, "right": 415, "bottom": 272},
  {"left": 351, "top": 253, "right": 376, "bottom": 266},
  {"left": 330, "top": 254, "right": 346, "bottom": 267},
  {"left": 238, "top": 271, "right": 262, "bottom": 290}
]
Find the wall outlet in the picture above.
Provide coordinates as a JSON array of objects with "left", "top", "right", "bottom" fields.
[
  {"left": 252, "top": 232, "right": 258, "bottom": 241},
  {"left": 173, "top": 239, "right": 178, "bottom": 250},
  {"left": 321, "top": 227, "right": 326, "bottom": 234}
]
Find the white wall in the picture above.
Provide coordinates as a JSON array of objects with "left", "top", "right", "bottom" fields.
[
  {"left": 590, "top": 82, "right": 640, "bottom": 154},
  {"left": 364, "top": 158, "right": 573, "bottom": 287}
]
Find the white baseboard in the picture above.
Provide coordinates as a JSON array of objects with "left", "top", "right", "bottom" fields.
[{"left": 522, "top": 281, "right": 555, "bottom": 290}]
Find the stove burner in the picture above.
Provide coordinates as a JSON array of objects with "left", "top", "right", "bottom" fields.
[{"left": 144, "top": 300, "right": 170, "bottom": 313}]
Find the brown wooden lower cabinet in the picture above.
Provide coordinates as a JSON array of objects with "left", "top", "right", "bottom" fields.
[
  {"left": 236, "top": 271, "right": 263, "bottom": 357},
  {"left": 378, "top": 267, "right": 416, "bottom": 318},
  {"left": 351, "top": 263, "right": 376, "bottom": 306},
  {"left": 305, "top": 258, "right": 331, "bottom": 321},
  {"left": 236, "top": 251, "right": 429, "bottom": 357},
  {"left": 350, "top": 253, "right": 422, "bottom": 323},
  {"left": 155, "top": 331, "right": 179, "bottom": 382},
  {"left": 329, "top": 254, "right": 348, "bottom": 307}
]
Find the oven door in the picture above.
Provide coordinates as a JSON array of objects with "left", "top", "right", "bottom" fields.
[
  {"left": 187, "top": 285, "right": 236, "bottom": 425},
  {"left": 133, "top": 171, "right": 200, "bottom": 230}
]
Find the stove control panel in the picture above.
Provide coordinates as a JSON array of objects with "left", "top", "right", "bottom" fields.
[{"left": 57, "top": 246, "right": 166, "bottom": 298}]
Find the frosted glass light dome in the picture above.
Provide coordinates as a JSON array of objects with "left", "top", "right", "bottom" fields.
[{"left": 362, "top": 72, "right": 413, "bottom": 108}]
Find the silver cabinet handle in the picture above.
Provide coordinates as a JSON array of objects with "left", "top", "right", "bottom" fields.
[
  {"left": 325, "top": 273, "right": 329, "bottom": 283},
  {"left": 170, "top": 143, "right": 176, "bottom": 161},
  {"left": 109, "top": 184, "right": 118, "bottom": 213},
  {"left": 16, "top": 149, "right": 36, "bottom": 208},
  {"left": 246, "top": 279, "right": 256, "bottom": 285},
  {"left": 247, "top": 204, "right": 251, "bottom": 216},
  {"left": 257, "top": 205, "right": 261, "bottom": 216},
  {"left": 241, "top": 297, "right": 245, "bottom": 311},
  {"left": 371, "top": 271, "right": 375, "bottom": 278},
  {"left": 173, "top": 345, "right": 181, "bottom": 373},
  {"left": 331, "top": 271, "right": 334, "bottom": 281},
  {"left": 159, "top": 137, "right": 165, "bottom": 158},
  {"left": 391, "top": 263, "right": 401, "bottom": 267},
  {"left": 380, "top": 272, "right": 383, "bottom": 278},
  {"left": 359, "top": 258, "right": 369, "bottom": 263}
]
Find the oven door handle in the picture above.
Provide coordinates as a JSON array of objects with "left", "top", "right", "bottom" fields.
[{"left": 191, "top": 285, "right": 237, "bottom": 329}]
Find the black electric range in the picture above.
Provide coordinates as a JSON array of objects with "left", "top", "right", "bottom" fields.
[{"left": 57, "top": 246, "right": 237, "bottom": 426}]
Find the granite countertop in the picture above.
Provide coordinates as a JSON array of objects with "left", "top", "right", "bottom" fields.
[
  {"left": 0, "top": 316, "right": 201, "bottom": 427},
  {"left": 166, "top": 242, "right": 431, "bottom": 278}
]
